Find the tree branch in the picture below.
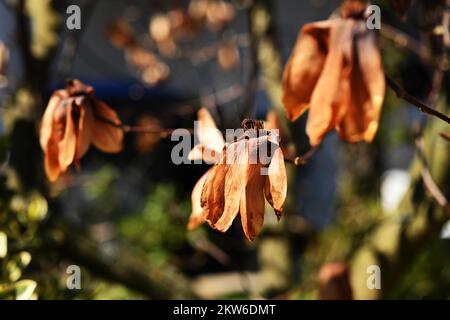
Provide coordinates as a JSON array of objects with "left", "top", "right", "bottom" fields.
[
  {"left": 53, "top": 225, "right": 199, "bottom": 299},
  {"left": 385, "top": 75, "right": 450, "bottom": 124}
]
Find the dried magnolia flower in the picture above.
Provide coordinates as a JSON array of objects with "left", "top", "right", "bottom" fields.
[
  {"left": 282, "top": 0, "right": 385, "bottom": 146},
  {"left": 318, "top": 262, "right": 353, "bottom": 300},
  {"left": 40, "top": 79, "right": 123, "bottom": 182},
  {"left": 192, "top": 120, "right": 287, "bottom": 241},
  {"left": 388, "top": 0, "right": 412, "bottom": 16},
  {"left": 217, "top": 41, "right": 240, "bottom": 71}
]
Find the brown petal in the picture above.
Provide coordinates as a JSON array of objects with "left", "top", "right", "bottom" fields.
[
  {"left": 40, "top": 90, "right": 67, "bottom": 151},
  {"left": 264, "top": 147, "right": 287, "bottom": 219},
  {"left": 337, "top": 24, "right": 384, "bottom": 143},
  {"left": 306, "top": 19, "right": 354, "bottom": 146},
  {"left": 282, "top": 20, "right": 333, "bottom": 121},
  {"left": 92, "top": 100, "right": 124, "bottom": 153},
  {"left": 239, "top": 159, "right": 266, "bottom": 241},
  {"left": 75, "top": 98, "right": 94, "bottom": 160},
  {"left": 213, "top": 140, "right": 248, "bottom": 232},
  {"left": 57, "top": 101, "right": 77, "bottom": 170},
  {"left": 201, "top": 148, "right": 228, "bottom": 226},
  {"left": 44, "top": 137, "right": 61, "bottom": 182},
  {"left": 188, "top": 170, "right": 210, "bottom": 230}
]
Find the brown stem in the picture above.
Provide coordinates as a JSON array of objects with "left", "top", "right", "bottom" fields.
[
  {"left": 380, "top": 23, "right": 431, "bottom": 63},
  {"left": 284, "top": 147, "right": 318, "bottom": 166},
  {"left": 385, "top": 75, "right": 450, "bottom": 124},
  {"left": 94, "top": 113, "right": 193, "bottom": 137},
  {"left": 415, "top": 136, "right": 449, "bottom": 211}
]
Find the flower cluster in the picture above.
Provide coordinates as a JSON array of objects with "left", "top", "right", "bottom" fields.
[
  {"left": 40, "top": 79, "right": 123, "bottom": 181},
  {"left": 282, "top": 0, "right": 385, "bottom": 146}
]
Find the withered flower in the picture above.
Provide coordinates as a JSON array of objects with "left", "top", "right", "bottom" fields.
[
  {"left": 282, "top": 0, "right": 385, "bottom": 146},
  {"left": 40, "top": 79, "right": 123, "bottom": 182},
  {"left": 191, "top": 120, "right": 287, "bottom": 241}
]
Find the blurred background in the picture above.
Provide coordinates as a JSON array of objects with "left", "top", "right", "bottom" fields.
[{"left": 0, "top": 0, "right": 449, "bottom": 300}]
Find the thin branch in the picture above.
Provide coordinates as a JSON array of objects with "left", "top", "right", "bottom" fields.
[
  {"left": 53, "top": 225, "right": 199, "bottom": 299},
  {"left": 55, "top": 1, "right": 97, "bottom": 83},
  {"left": 239, "top": 4, "right": 260, "bottom": 120},
  {"left": 385, "top": 75, "right": 450, "bottom": 124},
  {"left": 415, "top": 137, "right": 450, "bottom": 213},
  {"left": 284, "top": 147, "right": 318, "bottom": 166},
  {"left": 380, "top": 23, "right": 431, "bottom": 63},
  {"left": 94, "top": 113, "right": 193, "bottom": 137}
]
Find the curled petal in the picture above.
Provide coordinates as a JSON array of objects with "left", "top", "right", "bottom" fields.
[
  {"left": 75, "top": 98, "right": 94, "bottom": 160},
  {"left": 92, "top": 100, "right": 124, "bottom": 153},
  {"left": 40, "top": 90, "right": 67, "bottom": 151},
  {"left": 188, "top": 170, "right": 210, "bottom": 230},
  {"left": 264, "top": 147, "right": 287, "bottom": 219},
  {"left": 239, "top": 161, "right": 266, "bottom": 241},
  {"left": 239, "top": 136, "right": 269, "bottom": 240},
  {"left": 282, "top": 20, "right": 333, "bottom": 121},
  {"left": 337, "top": 24, "right": 384, "bottom": 143},
  {"left": 213, "top": 140, "right": 248, "bottom": 232},
  {"left": 58, "top": 101, "right": 77, "bottom": 170},
  {"left": 201, "top": 148, "right": 228, "bottom": 226},
  {"left": 44, "top": 137, "right": 61, "bottom": 182},
  {"left": 306, "top": 19, "right": 354, "bottom": 146}
]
